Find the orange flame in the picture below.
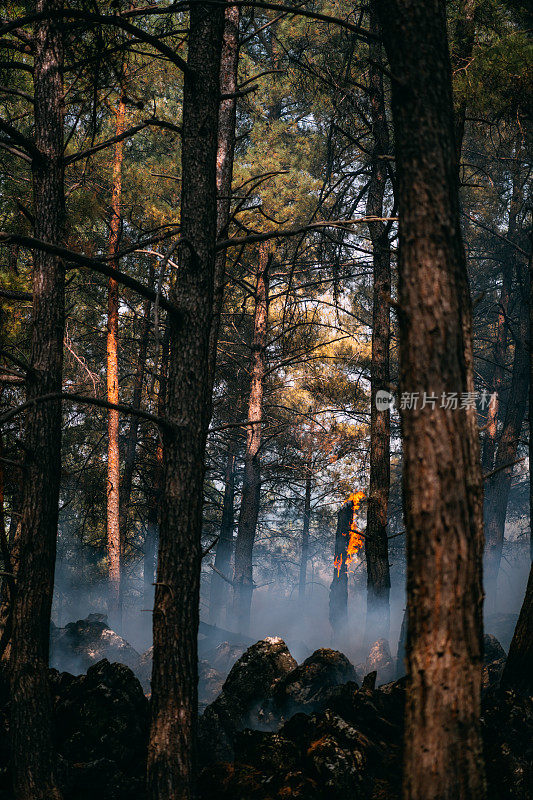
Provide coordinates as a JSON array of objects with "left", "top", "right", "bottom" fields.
[
  {"left": 346, "top": 491, "right": 365, "bottom": 571},
  {"left": 335, "top": 491, "right": 365, "bottom": 576}
]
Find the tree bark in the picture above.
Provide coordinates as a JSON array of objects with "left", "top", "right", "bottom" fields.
[
  {"left": 208, "top": 2, "right": 240, "bottom": 387},
  {"left": 209, "top": 440, "right": 236, "bottom": 626},
  {"left": 298, "top": 469, "right": 312, "bottom": 604},
  {"left": 106, "top": 95, "right": 125, "bottom": 630},
  {"left": 328, "top": 500, "right": 352, "bottom": 639},
  {"left": 146, "top": 8, "right": 224, "bottom": 800},
  {"left": 373, "top": 2, "right": 485, "bottom": 799},
  {"left": 364, "top": 8, "right": 392, "bottom": 644},
  {"left": 8, "top": 1, "right": 65, "bottom": 796},
  {"left": 500, "top": 561, "right": 533, "bottom": 695},
  {"left": 232, "top": 243, "right": 270, "bottom": 634}
]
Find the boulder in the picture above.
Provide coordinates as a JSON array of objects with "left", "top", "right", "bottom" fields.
[
  {"left": 266, "top": 648, "right": 358, "bottom": 720},
  {"left": 50, "top": 614, "right": 140, "bottom": 674},
  {"left": 198, "top": 637, "right": 297, "bottom": 764}
]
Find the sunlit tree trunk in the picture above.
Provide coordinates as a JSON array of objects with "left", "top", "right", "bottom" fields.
[
  {"left": 298, "top": 468, "right": 312, "bottom": 604},
  {"left": 209, "top": 440, "right": 236, "bottom": 626},
  {"left": 233, "top": 243, "right": 270, "bottom": 633},
  {"left": 8, "top": 1, "right": 65, "bottom": 796},
  {"left": 147, "top": 9, "right": 224, "bottom": 800},
  {"left": 364, "top": 8, "right": 392, "bottom": 644},
  {"left": 106, "top": 96, "right": 125, "bottom": 629},
  {"left": 373, "top": 2, "right": 485, "bottom": 799}
]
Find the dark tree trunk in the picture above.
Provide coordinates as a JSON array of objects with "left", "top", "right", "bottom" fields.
[
  {"left": 298, "top": 470, "right": 312, "bottom": 604},
  {"left": 500, "top": 561, "right": 533, "bottom": 695},
  {"left": 120, "top": 290, "right": 153, "bottom": 547},
  {"left": 484, "top": 268, "right": 528, "bottom": 602},
  {"left": 208, "top": 2, "right": 240, "bottom": 387},
  {"left": 480, "top": 261, "right": 512, "bottom": 474},
  {"left": 143, "top": 504, "right": 158, "bottom": 611},
  {"left": 8, "top": 1, "right": 65, "bottom": 797},
  {"left": 396, "top": 606, "right": 407, "bottom": 678},
  {"left": 143, "top": 328, "right": 168, "bottom": 612},
  {"left": 209, "top": 440, "right": 236, "bottom": 626},
  {"left": 373, "top": 2, "right": 485, "bottom": 799},
  {"left": 451, "top": 0, "right": 476, "bottom": 162},
  {"left": 329, "top": 500, "right": 352, "bottom": 639},
  {"left": 364, "top": 8, "right": 392, "bottom": 644},
  {"left": 146, "top": 8, "right": 224, "bottom": 800},
  {"left": 481, "top": 145, "right": 523, "bottom": 475},
  {"left": 232, "top": 243, "right": 270, "bottom": 633}
]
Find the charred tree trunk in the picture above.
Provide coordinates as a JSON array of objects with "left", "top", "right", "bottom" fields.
[
  {"left": 209, "top": 440, "right": 236, "bottom": 626},
  {"left": 8, "top": 2, "right": 65, "bottom": 797},
  {"left": 147, "top": 9, "right": 224, "bottom": 800},
  {"left": 106, "top": 96, "right": 125, "bottom": 630},
  {"left": 298, "top": 470, "right": 312, "bottom": 604},
  {"left": 365, "top": 9, "right": 392, "bottom": 644},
  {"left": 501, "top": 561, "right": 533, "bottom": 695},
  {"left": 484, "top": 268, "right": 529, "bottom": 602},
  {"left": 329, "top": 500, "right": 352, "bottom": 640},
  {"left": 208, "top": 2, "right": 240, "bottom": 387},
  {"left": 373, "top": 2, "right": 485, "bottom": 799},
  {"left": 232, "top": 243, "right": 270, "bottom": 634}
]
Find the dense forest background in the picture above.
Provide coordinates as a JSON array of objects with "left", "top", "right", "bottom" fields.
[{"left": 0, "top": 1, "right": 531, "bottom": 799}]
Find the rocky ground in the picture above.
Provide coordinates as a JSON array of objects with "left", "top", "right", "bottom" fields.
[{"left": 0, "top": 615, "right": 530, "bottom": 799}]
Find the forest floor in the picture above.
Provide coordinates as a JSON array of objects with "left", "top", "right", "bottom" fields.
[{"left": 0, "top": 617, "right": 531, "bottom": 800}]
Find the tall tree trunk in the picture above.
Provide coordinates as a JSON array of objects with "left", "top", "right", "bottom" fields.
[
  {"left": 206, "top": 4, "right": 240, "bottom": 629},
  {"left": 8, "top": 1, "right": 65, "bottom": 796},
  {"left": 144, "top": 329, "right": 168, "bottom": 612},
  {"left": 451, "top": 0, "right": 476, "bottom": 162},
  {"left": 500, "top": 561, "right": 533, "bottom": 695},
  {"left": 120, "top": 289, "right": 152, "bottom": 549},
  {"left": 208, "top": 2, "right": 240, "bottom": 387},
  {"left": 484, "top": 267, "right": 529, "bottom": 603},
  {"left": 480, "top": 261, "right": 512, "bottom": 474},
  {"left": 481, "top": 145, "right": 523, "bottom": 474},
  {"left": 298, "top": 469, "right": 312, "bottom": 604},
  {"left": 106, "top": 96, "right": 125, "bottom": 630},
  {"left": 147, "top": 9, "right": 224, "bottom": 800},
  {"left": 232, "top": 243, "right": 270, "bottom": 634},
  {"left": 209, "top": 440, "right": 236, "bottom": 626},
  {"left": 328, "top": 500, "right": 352, "bottom": 640},
  {"left": 373, "top": 2, "right": 485, "bottom": 799},
  {"left": 364, "top": 8, "right": 392, "bottom": 644}
]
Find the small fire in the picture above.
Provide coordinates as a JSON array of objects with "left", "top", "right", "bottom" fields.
[
  {"left": 346, "top": 490, "right": 365, "bottom": 570},
  {"left": 335, "top": 491, "right": 365, "bottom": 576}
]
